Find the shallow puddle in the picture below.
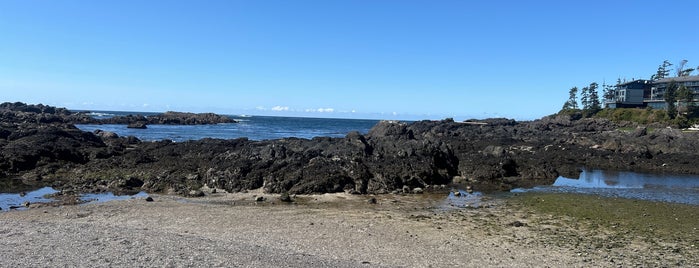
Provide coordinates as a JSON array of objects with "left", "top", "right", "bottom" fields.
[
  {"left": 80, "top": 191, "right": 149, "bottom": 204},
  {"left": 438, "top": 190, "right": 486, "bottom": 210},
  {"left": 0, "top": 187, "right": 59, "bottom": 211},
  {"left": 514, "top": 169, "right": 699, "bottom": 205},
  {"left": 0, "top": 186, "right": 149, "bottom": 212}
]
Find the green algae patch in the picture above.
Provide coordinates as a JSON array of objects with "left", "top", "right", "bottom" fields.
[{"left": 508, "top": 193, "right": 699, "bottom": 247}]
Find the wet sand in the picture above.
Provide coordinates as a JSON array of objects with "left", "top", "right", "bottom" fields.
[{"left": 1, "top": 191, "right": 696, "bottom": 267}]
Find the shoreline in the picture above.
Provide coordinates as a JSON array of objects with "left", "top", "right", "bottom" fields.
[{"left": 2, "top": 191, "right": 697, "bottom": 267}]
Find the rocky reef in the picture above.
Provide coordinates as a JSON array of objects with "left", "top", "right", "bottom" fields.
[
  {"left": 82, "top": 111, "right": 237, "bottom": 125},
  {"left": 3, "top": 102, "right": 699, "bottom": 196}
]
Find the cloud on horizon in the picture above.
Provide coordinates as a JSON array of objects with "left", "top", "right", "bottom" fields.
[
  {"left": 271, "top": 106, "right": 290, "bottom": 111},
  {"left": 306, "top": 108, "right": 334, "bottom": 113}
]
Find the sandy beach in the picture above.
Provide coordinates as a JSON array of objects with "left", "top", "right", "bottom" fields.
[{"left": 2, "top": 191, "right": 696, "bottom": 267}]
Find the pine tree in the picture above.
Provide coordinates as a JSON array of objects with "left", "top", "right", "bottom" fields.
[
  {"left": 580, "top": 86, "right": 590, "bottom": 110},
  {"left": 589, "top": 82, "right": 601, "bottom": 110},
  {"left": 602, "top": 82, "right": 616, "bottom": 103},
  {"left": 653, "top": 60, "right": 673, "bottom": 80},
  {"left": 676, "top": 84, "right": 694, "bottom": 114},
  {"left": 562, "top": 86, "right": 578, "bottom": 110},
  {"left": 665, "top": 81, "right": 678, "bottom": 119}
]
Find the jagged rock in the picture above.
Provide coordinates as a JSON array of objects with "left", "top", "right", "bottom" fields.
[
  {"left": 127, "top": 122, "right": 147, "bottom": 129},
  {"left": 5, "top": 102, "right": 699, "bottom": 198},
  {"left": 94, "top": 130, "right": 119, "bottom": 139}
]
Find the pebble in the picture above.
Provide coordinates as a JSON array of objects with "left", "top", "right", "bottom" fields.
[
  {"left": 255, "top": 196, "right": 265, "bottom": 202},
  {"left": 145, "top": 196, "right": 154, "bottom": 202},
  {"left": 510, "top": 221, "right": 526, "bottom": 227},
  {"left": 368, "top": 197, "right": 377, "bottom": 204}
]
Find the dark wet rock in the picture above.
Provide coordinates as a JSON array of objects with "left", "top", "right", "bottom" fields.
[
  {"left": 145, "top": 196, "right": 154, "bottom": 202},
  {"left": 127, "top": 122, "right": 147, "bottom": 129},
  {"left": 94, "top": 130, "right": 119, "bottom": 139},
  {"left": 5, "top": 102, "right": 699, "bottom": 198},
  {"left": 22, "top": 201, "right": 30, "bottom": 207},
  {"left": 77, "top": 111, "right": 237, "bottom": 125},
  {"left": 367, "top": 197, "right": 377, "bottom": 204},
  {"left": 510, "top": 221, "right": 526, "bottom": 227},
  {"left": 188, "top": 190, "right": 205, "bottom": 197},
  {"left": 279, "top": 192, "right": 292, "bottom": 202},
  {"left": 255, "top": 196, "right": 265, "bottom": 202}
]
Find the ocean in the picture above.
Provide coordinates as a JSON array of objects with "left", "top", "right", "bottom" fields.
[{"left": 73, "top": 111, "right": 381, "bottom": 142}]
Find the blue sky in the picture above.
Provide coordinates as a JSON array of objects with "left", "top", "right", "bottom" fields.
[{"left": 1, "top": 1, "right": 698, "bottom": 120}]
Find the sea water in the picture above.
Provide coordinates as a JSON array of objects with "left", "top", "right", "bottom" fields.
[
  {"left": 75, "top": 112, "right": 380, "bottom": 142},
  {"left": 513, "top": 169, "right": 699, "bottom": 205}
]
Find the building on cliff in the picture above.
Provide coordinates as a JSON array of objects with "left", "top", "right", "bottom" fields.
[{"left": 605, "top": 75, "right": 699, "bottom": 109}]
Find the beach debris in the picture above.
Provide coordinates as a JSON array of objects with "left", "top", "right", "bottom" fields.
[
  {"left": 368, "top": 197, "right": 377, "bottom": 204},
  {"left": 279, "top": 192, "right": 292, "bottom": 202},
  {"left": 188, "top": 190, "right": 205, "bottom": 197}
]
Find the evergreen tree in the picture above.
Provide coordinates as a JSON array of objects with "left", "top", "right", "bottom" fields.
[
  {"left": 665, "top": 81, "right": 678, "bottom": 119},
  {"left": 676, "top": 84, "right": 694, "bottom": 114},
  {"left": 653, "top": 60, "right": 673, "bottom": 80},
  {"left": 562, "top": 86, "right": 579, "bottom": 110},
  {"left": 589, "top": 82, "right": 601, "bottom": 110},
  {"left": 602, "top": 82, "right": 616, "bottom": 103},
  {"left": 580, "top": 86, "right": 590, "bottom": 110},
  {"left": 675, "top": 60, "right": 695, "bottom": 77}
]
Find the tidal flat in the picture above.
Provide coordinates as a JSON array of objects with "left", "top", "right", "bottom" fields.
[
  {"left": 507, "top": 192, "right": 699, "bottom": 266},
  {"left": 1, "top": 191, "right": 696, "bottom": 267}
]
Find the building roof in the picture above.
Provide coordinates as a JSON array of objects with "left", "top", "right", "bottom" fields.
[
  {"left": 653, "top": 75, "right": 699, "bottom": 84},
  {"left": 616, "top": 79, "right": 650, "bottom": 86}
]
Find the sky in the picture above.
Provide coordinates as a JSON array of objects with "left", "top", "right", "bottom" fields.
[{"left": 1, "top": 0, "right": 698, "bottom": 120}]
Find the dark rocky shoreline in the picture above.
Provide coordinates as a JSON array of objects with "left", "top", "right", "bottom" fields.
[{"left": 3, "top": 102, "right": 699, "bottom": 197}]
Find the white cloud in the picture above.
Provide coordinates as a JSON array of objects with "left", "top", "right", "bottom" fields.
[
  {"left": 272, "top": 106, "right": 289, "bottom": 111},
  {"left": 256, "top": 106, "right": 266, "bottom": 111},
  {"left": 304, "top": 107, "right": 334, "bottom": 113}
]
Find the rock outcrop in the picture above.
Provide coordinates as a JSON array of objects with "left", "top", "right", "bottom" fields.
[
  {"left": 82, "top": 111, "right": 236, "bottom": 125},
  {"left": 3, "top": 102, "right": 699, "bottom": 196}
]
